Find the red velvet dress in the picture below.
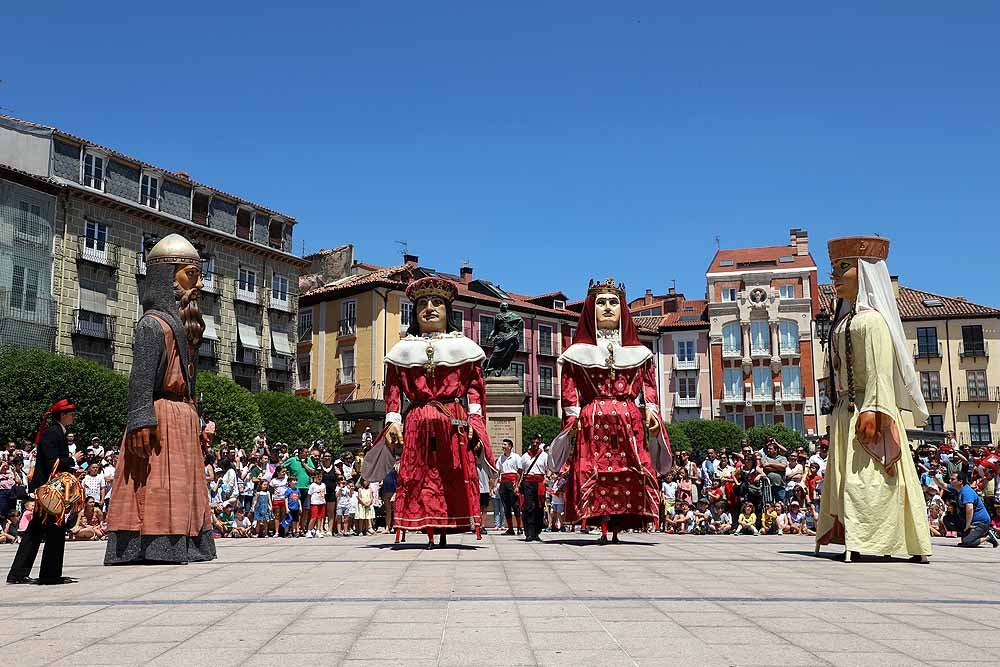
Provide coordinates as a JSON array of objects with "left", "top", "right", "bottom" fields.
[
  {"left": 385, "top": 360, "right": 490, "bottom": 533},
  {"left": 561, "top": 360, "right": 661, "bottom": 529}
]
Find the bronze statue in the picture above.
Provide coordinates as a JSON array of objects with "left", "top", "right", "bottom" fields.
[{"left": 484, "top": 303, "right": 523, "bottom": 377}]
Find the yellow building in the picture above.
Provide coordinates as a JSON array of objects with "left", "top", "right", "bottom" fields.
[{"left": 816, "top": 279, "right": 1000, "bottom": 444}]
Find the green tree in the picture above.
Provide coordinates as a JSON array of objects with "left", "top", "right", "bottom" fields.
[
  {"left": 0, "top": 346, "right": 128, "bottom": 445},
  {"left": 745, "top": 424, "right": 808, "bottom": 452},
  {"left": 522, "top": 415, "right": 562, "bottom": 448},
  {"left": 678, "top": 419, "right": 744, "bottom": 459},
  {"left": 665, "top": 423, "right": 692, "bottom": 453},
  {"left": 196, "top": 372, "right": 262, "bottom": 450},
  {"left": 254, "top": 391, "right": 342, "bottom": 454}
]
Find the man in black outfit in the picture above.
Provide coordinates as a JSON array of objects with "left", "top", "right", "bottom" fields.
[{"left": 7, "top": 399, "right": 79, "bottom": 585}]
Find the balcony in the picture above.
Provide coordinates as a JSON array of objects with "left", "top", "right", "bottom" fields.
[
  {"left": 77, "top": 237, "right": 120, "bottom": 269},
  {"left": 268, "top": 288, "right": 297, "bottom": 313},
  {"left": 780, "top": 388, "right": 804, "bottom": 402},
  {"left": 10, "top": 208, "right": 49, "bottom": 247},
  {"left": 674, "top": 392, "right": 701, "bottom": 408},
  {"left": 721, "top": 392, "right": 745, "bottom": 405},
  {"left": 235, "top": 284, "right": 262, "bottom": 306},
  {"left": 957, "top": 386, "right": 1000, "bottom": 403},
  {"left": 959, "top": 341, "right": 989, "bottom": 359},
  {"left": 232, "top": 345, "right": 260, "bottom": 368},
  {"left": 338, "top": 318, "right": 357, "bottom": 338},
  {"left": 779, "top": 344, "right": 800, "bottom": 357},
  {"left": 913, "top": 342, "right": 942, "bottom": 359},
  {"left": 337, "top": 366, "right": 356, "bottom": 385},
  {"left": 72, "top": 309, "right": 115, "bottom": 340},
  {"left": 201, "top": 271, "right": 219, "bottom": 294},
  {"left": 673, "top": 355, "right": 700, "bottom": 371},
  {"left": 922, "top": 387, "right": 948, "bottom": 403},
  {"left": 198, "top": 340, "right": 218, "bottom": 359},
  {"left": 750, "top": 346, "right": 772, "bottom": 359},
  {"left": 752, "top": 384, "right": 774, "bottom": 403},
  {"left": 722, "top": 346, "right": 742, "bottom": 360},
  {"left": 269, "top": 354, "right": 293, "bottom": 373}
]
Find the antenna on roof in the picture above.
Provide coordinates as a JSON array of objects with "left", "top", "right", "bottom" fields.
[
  {"left": 395, "top": 240, "right": 409, "bottom": 256},
  {"left": 672, "top": 279, "right": 677, "bottom": 291},
  {"left": 461, "top": 259, "right": 470, "bottom": 268},
  {"left": 714, "top": 235, "right": 721, "bottom": 250}
]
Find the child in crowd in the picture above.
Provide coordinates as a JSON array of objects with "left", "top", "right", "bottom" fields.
[
  {"left": 0, "top": 509, "right": 18, "bottom": 543},
  {"left": 735, "top": 502, "right": 759, "bottom": 535},
  {"left": 253, "top": 479, "right": 273, "bottom": 538},
  {"left": 666, "top": 500, "right": 694, "bottom": 534},
  {"left": 660, "top": 472, "right": 677, "bottom": 531},
  {"left": 285, "top": 478, "right": 302, "bottom": 537},
  {"left": 774, "top": 501, "right": 790, "bottom": 535},
  {"left": 693, "top": 499, "right": 712, "bottom": 535},
  {"left": 760, "top": 502, "right": 779, "bottom": 535},
  {"left": 786, "top": 501, "right": 813, "bottom": 536},
  {"left": 231, "top": 507, "right": 252, "bottom": 538},
  {"left": 17, "top": 500, "right": 33, "bottom": 534},
  {"left": 335, "top": 478, "right": 352, "bottom": 536},
  {"left": 307, "top": 472, "right": 327, "bottom": 538},
  {"left": 348, "top": 484, "right": 359, "bottom": 535},
  {"left": 708, "top": 501, "right": 733, "bottom": 535},
  {"left": 928, "top": 503, "right": 945, "bottom": 537},
  {"left": 356, "top": 478, "right": 375, "bottom": 536}
]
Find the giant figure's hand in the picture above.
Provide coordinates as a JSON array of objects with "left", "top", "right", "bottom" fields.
[
  {"left": 856, "top": 411, "right": 878, "bottom": 446},
  {"left": 644, "top": 410, "right": 661, "bottom": 436},
  {"left": 386, "top": 423, "right": 404, "bottom": 448},
  {"left": 126, "top": 426, "right": 158, "bottom": 458}
]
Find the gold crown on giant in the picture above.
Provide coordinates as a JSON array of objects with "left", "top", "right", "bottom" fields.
[
  {"left": 827, "top": 236, "right": 890, "bottom": 262},
  {"left": 146, "top": 233, "right": 201, "bottom": 266},
  {"left": 406, "top": 276, "right": 458, "bottom": 303},
  {"left": 587, "top": 277, "right": 626, "bottom": 297}
]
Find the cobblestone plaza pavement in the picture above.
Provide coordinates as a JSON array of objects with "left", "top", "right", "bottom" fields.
[{"left": 1, "top": 533, "right": 997, "bottom": 666}]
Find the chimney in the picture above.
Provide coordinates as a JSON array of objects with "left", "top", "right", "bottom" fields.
[
  {"left": 789, "top": 228, "right": 808, "bottom": 256},
  {"left": 667, "top": 287, "right": 676, "bottom": 296},
  {"left": 644, "top": 288, "right": 653, "bottom": 305},
  {"left": 460, "top": 266, "right": 473, "bottom": 284},
  {"left": 176, "top": 171, "right": 191, "bottom": 181},
  {"left": 890, "top": 275, "right": 900, "bottom": 297},
  {"left": 403, "top": 253, "right": 419, "bottom": 268}
]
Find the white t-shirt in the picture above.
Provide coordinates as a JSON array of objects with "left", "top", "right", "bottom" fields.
[
  {"left": 520, "top": 451, "right": 549, "bottom": 476},
  {"left": 349, "top": 491, "right": 359, "bottom": 513},
  {"left": 103, "top": 465, "right": 116, "bottom": 499},
  {"left": 82, "top": 474, "right": 105, "bottom": 502},
  {"left": 478, "top": 466, "right": 490, "bottom": 493},
  {"left": 497, "top": 454, "right": 520, "bottom": 475},
  {"left": 308, "top": 482, "right": 327, "bottom": 506},
  {"left": 269, "top": 475, "right": 289, "bottom": 497},
  {"left": 233, "top": 516, "right": 251, "bottom": 529},
  {"left": 661, "top": 480, "right": 678, "bottom": 501},
  {"left": 785, "top": 463, "right": 804, "bottom": 491},
  {"left": 808, "top": 453, "right": 827, "bottom": 475}
]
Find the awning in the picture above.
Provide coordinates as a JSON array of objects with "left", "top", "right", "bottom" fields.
[
  {"left": 202, "top": 314, "right": 219, "bottom": 341},
  {"left": 271, "top": 330, "right": 292, "bottom": 356},
  {"left": 237, "top": 322, "right": 260, "bottom": 350},
  {"left": 79, "top": 288, "right": 108, "bottom": 315}
]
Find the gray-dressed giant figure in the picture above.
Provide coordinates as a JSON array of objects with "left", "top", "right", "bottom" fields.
[{"left": 105, "top": 233, "right": 217, "bottom": 565}]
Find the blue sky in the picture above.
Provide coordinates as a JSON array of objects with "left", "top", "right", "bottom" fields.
[{"left": 4, "top": 3, "right": 999, "bottom": 303}]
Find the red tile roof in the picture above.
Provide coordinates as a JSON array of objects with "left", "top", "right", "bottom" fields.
[
  {"left": 660, "top": 299, "right": 710, "bottom": 329},
  {"left": 817, "top": 283, "right": 1000, "bottom": 320},
  {"left": 707, "top": 245, "right": 816, "bottom": 274},
  {"left": 632, "top": 315, "right": 663, "bottom": 335}
]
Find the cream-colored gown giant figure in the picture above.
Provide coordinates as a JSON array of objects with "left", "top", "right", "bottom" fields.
[{"left": 816, "top": 236, "right": 932, "bottom": 563}]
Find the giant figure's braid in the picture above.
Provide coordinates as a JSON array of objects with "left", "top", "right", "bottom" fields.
[{"left": 843, "top": 307, "right": 857, "bottom": 413}]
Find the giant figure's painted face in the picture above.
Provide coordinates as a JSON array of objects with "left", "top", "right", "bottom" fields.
[
  {"left": 830, "top": 258, "right": 859, "bottom": 301},
  {"left": 594, "top": 292, "right": 622, "bottom": 331},
  {"left": 416, "top": 295, "right": 448, "bottom": 334}
]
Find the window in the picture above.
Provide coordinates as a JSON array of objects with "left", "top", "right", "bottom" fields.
[
  {"left": 83, "top": 152, "right": 105, "bottom": 189},
  {"left": 751, "top": 320, "right": 770, "bottom": 355},
  {"left": 754, "top": 412, "right": 775, "bottom": 426},
  {"left": 553, "top": 299, "right": 566, "bottom": 310},
  {"left": 539, "top": 406, "right": 555, "bottom": 416},
  {"left": 140, "top": 172, "right": 160, "bottom": 208},
  {"left": 298, "top": 309, "right": 313, "bottom": 339},
  {"left": 722, "top": 323, "right": 741, "bottom": 356},
  {"left": 961, "top": 325, "right": 986, "bottom": 356},
  {"left": 724, "top": 410, "right": 742, "bottom": 425},
  {"left": 676, "top": 340, "right": 695, "bottom": 363},
  {"left": 782, "top": 366, "right": 802, "bottom": 399},
  {"left": 676, "top": 371, "right": 697, "bottom": 399},
  {"left": 927, "top": 415, "right": 944, "bottom": 433},
  {"left": 401, "top": 301, "right": 413, "bottom": 330},
  {"left": 298, "top": 360, "right": 311, "bottom": 387},
  {"left": 510, "top": 362, "right": 526, "bottom": 391},
  {"left": 970, "top": 415, "right": 992, "bottom": 445},
  {"left": 723, "top": 367, "right": 743, "bottom": 399},
  {"left": 920, "top": 372, "right": 942, "bottom": 401},
  {"left": 479, "top": 314, "right": 495, "bottom": 346},
  {"left": 85, "top": 221, "right": 108, "bottom": 252},
  {"left": 539, "top": 366, "right": 554, "bottom": 396},
  {"left": 340, "top": 349, "right": 355, "bottom": 384},
  {"left": 752, "top": 366, "right": 772, "bottom": 399},
  {"left": 785, "top": 411, "right": 804, "bottom": 433},
  {"left": 271, "top": 273, "right": 289, "bottom": 302},
  {"left": 451, "top": 310, "right": 464, "bottom": 330},
  {"left": 569, "top": 327, "right": 576, "bottom": 341},
  {"left": 341, "top": 301, "right": 357, "bottom": 335},
  {"left": 637, "top": 307, "right": 662, "bottom": 317},
  {"left": 722, "top": 288, "right": 737, "bottom": 302},
  {"left": 967, "top": 370, "right": 988, "bottom": 401},
  {"left": 516, "top": 321, "right": 526, "bottom": 350},
  {"left": 538, "top": 325, "right": 553, "bottom": 355},
  {"left": 779, "top": 285, "right": 795, "bottom": 299},
  {"left": 10, "top": 265, "right": 40, "bottom": 312},
  {"left": 238, "top": 268, "right": 257, "bottom": 293},
  {"left": 16, "top": 200, "right": 43, "bottom": 240},
  {"left": 201, "top": 255, "right": 216, "bottom": 287},
  {"left": 779, "top": 321, "right": 799, "bottom": 353},
  {"left": 916, "top": 327, "right": 939, "bottom": 357}
]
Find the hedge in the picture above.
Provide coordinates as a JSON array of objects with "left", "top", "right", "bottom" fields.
[
  {"left": 665, "top": 423, "right": 691, "bottom": 452},
  {"left": 196, "top": 372, "right": 262, "bottom": 450},
  {"left": 744, "top": 423, "right": 809, "bottom": 452},
  {"left": 0, "top": 346, "right": 128, "bottom": 446},
  {"left": 678, "top": 419, "right": 745, "bottom": 459},
  {"left": 522, "top": 415, "right": 562, "bottom": 449},
  {"left": 254, "top": 391, "right": 342, "bottom": 453}
]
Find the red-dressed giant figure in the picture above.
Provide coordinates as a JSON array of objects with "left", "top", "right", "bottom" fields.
[{"left": 549, "top": 278, "right": 672, "bottom": 544}]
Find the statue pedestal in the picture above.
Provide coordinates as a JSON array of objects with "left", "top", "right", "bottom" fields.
[{"left": 485, "top": 376, "right": 526, "bottom": 457}]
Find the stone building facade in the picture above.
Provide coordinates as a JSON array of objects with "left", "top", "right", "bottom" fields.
[{"left": 0, "top": 115, "right": 308, "bottom": 391}]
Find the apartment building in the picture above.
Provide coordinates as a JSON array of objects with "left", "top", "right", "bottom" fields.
[
  {"left": 817, "top": 281, "right": 1000, "bottom": 444},
  {"left": 0, "top": 115, "right": 307, "bottom": 391},
  {"left": 297, "top": 249, "right": 579, "bottom": 444},
  {"left": 706, "top": 229, "right": 821, "bottom": 434}
]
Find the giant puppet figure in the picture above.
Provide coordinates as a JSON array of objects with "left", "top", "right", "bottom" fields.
[
  {"left": 549, "top": 278, "right": 672, "bottom": 544},
  {"left": 105, "top": 234, "right": 217, "bottom": 565},
  {"left": 816, "top": 236, "right": 932, "bottom": 563},
  {"left": 364, "top": 277, "right": 493, "bottom": 549}
]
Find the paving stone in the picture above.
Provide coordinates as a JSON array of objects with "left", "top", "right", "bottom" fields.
[
  {"left": 814, "top": 651, "right": 927, "bottom": 666},
  {"left": 534, "top": 649, "right": 639, "bottom": 666}
]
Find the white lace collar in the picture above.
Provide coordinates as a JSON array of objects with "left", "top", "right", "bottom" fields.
[
  {"left": 385, "top": 333, "right": 486, "bottom": 368},
  {"left": 559, "top": 340, "right": 653, "bottom": 370}
]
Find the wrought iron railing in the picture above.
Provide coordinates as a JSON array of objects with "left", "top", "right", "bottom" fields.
[
  {"left": 338, "top": 318, "right": 357, "bottom": 337},
  {"left": 73, "top": 309, "right": 115, "bottom": 339},
  {"left": 77, "top": 236, "right": 120, "bottom": 269}
]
